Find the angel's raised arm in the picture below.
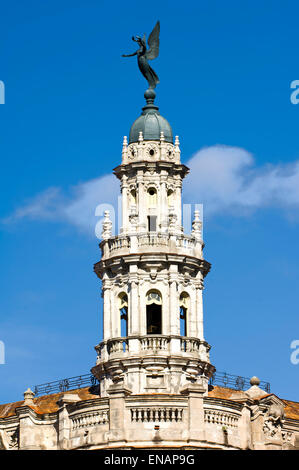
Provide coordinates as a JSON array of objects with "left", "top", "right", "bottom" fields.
[{"left": 122, "top": 51, "right": 137, "bottom": 58}]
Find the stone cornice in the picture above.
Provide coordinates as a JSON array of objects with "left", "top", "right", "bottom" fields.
[
  {"left": 15, "top": 405, "right": 57, "bottom": 424},
  {"left": 203, "top": 396, "right": 244, "bottom": 412},
  {"left": 113, "top": 161, "right": 189, "bottom": 181},
  {"left": 94, "top": 253, "right": 211, "bottom": 279}
]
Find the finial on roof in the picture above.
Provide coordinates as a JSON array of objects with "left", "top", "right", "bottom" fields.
[
  {"left": 122, "top": 136, "right": 128, "bottom": 160},
  {"left": 192, "top": 210, "right": 202, "bottom": 241},
  {"left": 102, "top": 210, "right": 112, "bottom": 240},
  {"left": 24, "top": 388, "right": 35, "bottom": 406},
  {"left": 250, "top": 376, "right": 260, "bottom": 386}
]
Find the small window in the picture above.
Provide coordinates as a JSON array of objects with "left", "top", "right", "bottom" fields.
[
  {"left": 179, "top": 293, "right": 189, "bottom": 337},
  {"left": 119, "top": 293, "right": 128, "bottom": 338},
  {"left": 148, "top": 215, "right": 157, "bottom": 232}
]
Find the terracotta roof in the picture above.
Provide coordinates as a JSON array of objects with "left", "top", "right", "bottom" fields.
[
  {"left": 208, "top": 386, "right": 239, "bottom": 399},
  {"left": 0, "top": 387, "right": 98, "bottom": 419},
  {"left": 0, "top": 386, "right": 298, "bottom": 421},
  {"left": 208, "top": 386, "right": 299, "bottom": 420},
  {"left": 282, "top": 399, "right": 299, "bottom": 420},
  {"left": 208, "top": 385, "right": 270, "bottom": 401},
  {"left": 0, "top": 400, "right": 24, "bottom": 419}
]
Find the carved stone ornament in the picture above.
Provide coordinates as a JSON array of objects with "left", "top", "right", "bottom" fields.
[
  {"left": 129, "top": 210, "right": 138, "bottom": 227},
  {"left": 263, "top": 403, "right": 285, "bottom": 438},
  {"left": 282, "top": 431, "right": 293, "bottom": 442},
  {"left": 166, "top": 144, "right": 175, "bottom": 160},
  {"left": 128, "top": 144, "right": 137, "bottom": 160},
  {"left": 110, "top": 365, "right": 125, "bottom": 383},
  {"left": 168, "top": 206, "right": 177, "bottom": 228},
  {"left": 145, "top": 143, "right": 159, "bottom": 159}
]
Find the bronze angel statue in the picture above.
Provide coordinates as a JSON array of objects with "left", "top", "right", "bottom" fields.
[{"left": 122, "top": 21, "right": 160, "bottom": 90}]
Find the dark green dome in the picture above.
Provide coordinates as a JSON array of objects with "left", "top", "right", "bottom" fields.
[{"left": 129, "top": 89, "right": 173, "bottom": 144}]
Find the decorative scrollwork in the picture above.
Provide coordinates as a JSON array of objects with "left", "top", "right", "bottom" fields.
[
  {"left": 145, "top": 143, "right": 158, "bottom": 159},
  {"left": 166, "top": 144, "right": 175, "bottom": 160},
  {"left": 128, "top": 144, "right": 137, "bottom": 160}
]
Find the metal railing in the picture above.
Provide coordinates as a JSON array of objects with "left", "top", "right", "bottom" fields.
[
  {"left": 33, "top": 374, "right": 98, "bottom": 397},
  {"left": 33, "top": 370, "right": 270, "bottom": 397},
  {"left": 209, "top": 371, "right": 270, "bottom": 393}
]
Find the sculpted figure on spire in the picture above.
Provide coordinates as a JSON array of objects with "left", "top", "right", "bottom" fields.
[{"left": 122, "top": 20, "right": 160, "bottom": 90}]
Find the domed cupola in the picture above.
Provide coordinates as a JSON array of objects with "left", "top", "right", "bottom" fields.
[{"left": 129, "top": 89, "right": 173, "bottom": 144}]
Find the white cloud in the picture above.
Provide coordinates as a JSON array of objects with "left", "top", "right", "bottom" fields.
[
  {"left": 3, "top": 145, "right": 299, "bottom": 236},
  {"left": 63, "top": 174, "right": 119, "bottom": 234},
  {"left": 2, "top": 174, "right": 119, "bottom": 236},
  {"left": 184, "top": 145, "right": 299, "bottom": 215},
  {"left": 3, "top": 187, "right": 64, "bottom": 223}
]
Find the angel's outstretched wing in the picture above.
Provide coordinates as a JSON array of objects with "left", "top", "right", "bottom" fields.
[{"left": 145, "top": 21, "right": 160, "bottom": 60}]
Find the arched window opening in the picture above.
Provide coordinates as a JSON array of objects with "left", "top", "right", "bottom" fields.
[
  {"left": 180, "top": 293, "right": 189, "bottom": 337},
  {"left": 146, "top": 290, "right": 162, "bottom": 334},
  {"left": 167, "top": 189, "right": 173, "bottom": 207},
  {"left": 130, "top": 189, "right": 137, "bottom": 205},
  {"left": 119, "top": 293, "right": 128, "bottom": 338},
  {"left": 147, "top": 187, "right": 157, "bottom": 207}
]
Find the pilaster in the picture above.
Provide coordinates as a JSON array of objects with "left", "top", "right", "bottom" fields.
[
  {"left": 180, "top": 382, "right": 206, "bottom": 443},
  {"left": 57, "top": 394, "right": 80, "bottom": 450},
  {"left": 106, "top": 384, "right": 132, "bottom": 445}
]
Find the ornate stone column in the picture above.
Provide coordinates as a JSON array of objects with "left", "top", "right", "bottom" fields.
[
  {"left": 188, "top": 289, "right": 197, "bottom": 338},
  {"left": 169, "top": 281, "right": 178, "bottom": 335},
  {"left": 121, "top": 175, "right": 129, "bottom": 234},
  {"left": 137, "top": 174, "right": 146, "bottom": 232},
  {"left": 196, "top": 283, "right": 204, "bottom": 339},
  {"left": 102, "top": 281, "right": 112, "bottom": 340},
  {"left": 175, "top": 180, "right": 182, "bottom": 232},
  {"left": 160, "top": 175, "right": 168, "bottom": 232},
  {"left": 169, "top": 266, "right": 180, "bottom": 354}
]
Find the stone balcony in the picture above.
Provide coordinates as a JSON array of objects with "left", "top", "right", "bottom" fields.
[
  {"left": 95, "top": 335, "right": 211, "bottom": 364},
  {"left": 100, "top": 232, "right": 203, "bottom": 260}
]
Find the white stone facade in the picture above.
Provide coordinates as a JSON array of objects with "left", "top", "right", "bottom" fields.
[
  {"left": 1, "top": 127, "right": 299, "bottom": 451},
  {"left": 92, "top": 132, "right": 214, "bottom": 398},
  {"left": 1, "top": 380, "right": 299, "bottom": 450}
]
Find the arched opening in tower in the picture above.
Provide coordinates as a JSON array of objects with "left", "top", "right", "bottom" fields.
[
  {"left": 179, "top": 292, "right": 189, "bottom": 338},
  {"left": 119, "top": 293, "right": 128, "bottom": 338},
  {"left": 146, "top": 290, "right": 162, "bottom": 334},
  {"left": 146, "top": 303, "right": 162, "bottom": 334},
  {"left": 180, "top": 306, "right": 187, "bottom": 337}
]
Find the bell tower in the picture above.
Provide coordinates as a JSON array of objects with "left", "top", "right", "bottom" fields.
[{"left": 92, "top": 90, "right": 215, "bottom": 397}]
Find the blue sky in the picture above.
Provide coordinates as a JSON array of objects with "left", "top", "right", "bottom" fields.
[{"left": 1, "top": 0, "right": 299, "bottom": 403}]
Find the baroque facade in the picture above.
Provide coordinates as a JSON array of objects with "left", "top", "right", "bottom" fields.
[{"left": 1, "top": 91, "right": 299, "bottom": 451}]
